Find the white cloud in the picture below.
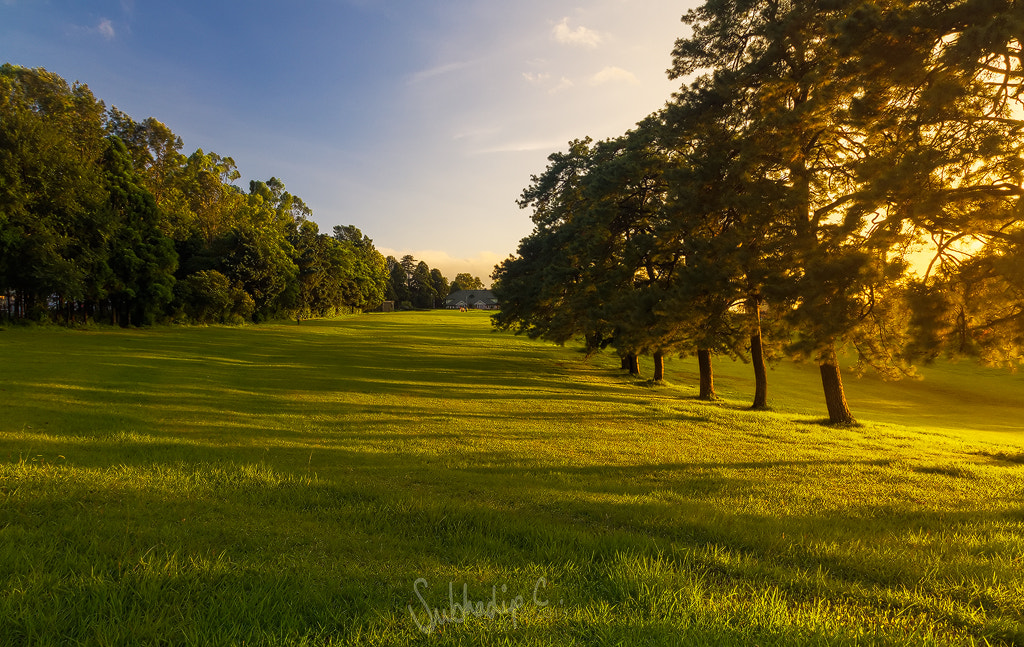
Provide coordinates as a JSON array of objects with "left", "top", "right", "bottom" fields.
[
  {"left": 97, "top": 18, "right": 116, "bottom": 40},
  {"left": 522, "top": 72, "right": 573, "bottom": 94},
  {"left": 550, "top": 76, "right": 574, "bottom": 93},
  {"left": 590, "top": 66, "right": 639, "bottom": 85},
  {"left": 553, "top": 17, "right": 602, "bottom": 48}
]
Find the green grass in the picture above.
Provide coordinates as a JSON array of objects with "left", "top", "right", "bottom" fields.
[{"left": 0, "top": 311, "right": 1022, "bottom": 646}]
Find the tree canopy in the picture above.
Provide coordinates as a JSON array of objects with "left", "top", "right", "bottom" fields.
[
  {"left": 0, "top": 64, "right": 393, "bottom": 325},
  {"left": 493, "top": 0, "right": 1024, "bottom": 423}
]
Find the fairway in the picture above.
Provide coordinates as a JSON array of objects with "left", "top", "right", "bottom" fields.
[{"left": 1, "top": 311, "right": 1023, "bottom": 646}]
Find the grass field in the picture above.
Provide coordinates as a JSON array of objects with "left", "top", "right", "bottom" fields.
[{"left": 1, "top": 311, "right": 1023, "bottom": 646}]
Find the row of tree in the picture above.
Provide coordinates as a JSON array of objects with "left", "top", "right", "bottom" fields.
[
  {"left": 492, "top": 0, "right": 1024, "bottom": 423},
  {"left": 0, "top": 64, "right": 391, "bottom": 325},
  {"left": 383, "top": 254, "right": 486, "bottom": 310}
]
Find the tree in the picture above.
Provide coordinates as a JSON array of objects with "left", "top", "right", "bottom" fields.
[
  {"left": 833, "top": 2, "right": 1024, "bottom": 369},
  {"left": 386, "top": 256, "right": 411, "bottom": 305},
  {"left": 493, "top": 139, "right": 620, "bottom": 348},
  {"left": 173, "top": 269, "right": 252, "bottom": 323},
  {"left": 100, "top": 136, "right": 177, "bottom": 325},
  {"left": 289, "top": 218, "right": 327, "bottom": 321},
  {"left": 222, "top": 197, "right": 298, "bottom": 320},
  {"left": 333, "top": 225, "right": 388, "bottom": 312},
  {"left": 452, "top": 273, "right": 485, "bottom": 290},
  {"left": 0, "top": 64, "right": 107, "bottom": 321},
  {"left": 181, "top": 149, "right": 244, "bottom": 243},
  {"left": 429, "top": 269, "right": 449, "bottom": 307},
  {"left": 410, "top": 261, "right": 437, "bottom": 308},
  {"left": 107, "top": 109, "right": 190, "bottom": 238},
  {"left": 669, "top": 0, "right": 916, "bottom": 423},
  {"left": 1, "top": 65, "right": 393, "bottom": 326}
]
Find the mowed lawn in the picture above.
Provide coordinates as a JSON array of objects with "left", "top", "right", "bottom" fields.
[{"left": 1, "top": 311, "right": 1022, "bottom": 646}]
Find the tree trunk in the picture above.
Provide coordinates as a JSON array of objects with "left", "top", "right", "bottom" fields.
[
  {"left": 698, "top": 349, "right": 715, "bottom": 400},
  {"left": 653, "top": 351, "right": 665, "bottom": 382},
  {"left": 819, "top": 356, "right": 854, "bottom": 424},
  {"left": 751, "top": 332, "right": 768, "bottom": 409},
  {"left": 621, "top": 355, "right": 630, "bottom": 371},
  {"left": 628, "top": 354, "right": 641, "bottom": 376},
  {"left": 750, "top": 303, "right": 768, "bottom": 409}
]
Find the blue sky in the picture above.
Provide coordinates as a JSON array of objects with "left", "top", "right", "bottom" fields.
[{"left": 2, "top": 0, "right": 697, "bottom": 282}]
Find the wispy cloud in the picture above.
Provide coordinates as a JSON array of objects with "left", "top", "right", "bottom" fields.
[
  {"left": 552, "top": 17, "right": 602, "bottom": 48},
  {"left": 522, "top": 72, "right": 551, "bottom": 85},
  {"left": 409, "top": 61, "right": 474, "bottom": 84},
  {"left": 452, "top": 125, "right": 501, "bottom": 141},
  {"left": 522, "top": 72, "right": 573, "bottom": 94},
  {"left": 97, "top": 18, "right": 116, "bottom": 40},
  {"left": 550, "top": 76, "right": 574, "bottom": 93},
  {"left": 474, "top": 137, "right": 575, "bottom": 154},
  {"left": 590, "top": 66, "right": 638, "bottom": 85}
]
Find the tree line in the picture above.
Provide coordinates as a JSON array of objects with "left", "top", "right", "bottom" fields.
[
  {"left": 0, "top": 63, "right": 393, "bottom": 325},
  {"left": 382, "top": 254, "right": 486, "bottom": 310},
  {"left": 492, "top": 0, "right": 1024, "bottom": 424}
]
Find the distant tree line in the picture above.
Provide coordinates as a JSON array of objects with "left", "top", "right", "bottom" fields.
[
  {"left": 492, "top": 0, "right": 1024, "bottom": 424},
  {"left": 0, "top": 64, "right": 390, "bottom": 326},
  {"left": 383, "top": 254, "right": 485, "bottom": 310}
]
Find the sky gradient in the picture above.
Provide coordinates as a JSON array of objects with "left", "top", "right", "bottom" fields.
[{"left": 2, "top": 0, "right": 699, "bottom": 283}]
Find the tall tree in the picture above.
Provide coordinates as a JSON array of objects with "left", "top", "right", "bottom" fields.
[
  {"left": 429, "top": 269, "right": 449, "bottom": 308},
  {"left": 494, "top": 139, "right": 619, "bottom": 348},
  {"left": 106, "top": 108, "right": 190, "bottom": 237},
  {"left": 835, "top": 1, "right": 1024, "bottom": 369},
  {"left": 669, "top": 0, "right": 914, "bottom": 423},
  {"left": 100, "top": 136, "right": 177, "bottom": 325},
  {"left": 410, "top": 261, "right": 436, "bottom": 309},
  {"left": 0, "top": 64, "right": 107, "bottom": 320},
  {"left": 180, "top": 149, "right": 244, "bottom": 244},
  {"left": 333, "top": 225, "right": 388, "bottom": 311},
  {"left": 386, "top": 256, "right": 411, "bottom": 305}
]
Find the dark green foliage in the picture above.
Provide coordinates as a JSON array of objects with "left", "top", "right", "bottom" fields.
[
  {"left": 429, "top": 268, "right": 449, "bottom": 306},
  {"left": 0, "top": 65, "right": 391, "bottom": 325},
  {"left": 410, "top": 261, "right": 436, "bottom": 309},
  {"left": 386, "top": 256, "right": 411, "bottom": 305},
  {"left": 382, "top": 254, "right": 451, "bottom": 309},
  {"left": 174, "top": 269, "right": 252, "bottom": 323},
  {"left": 332, "top": 225, "right": 389, "bottom": 311},
  {"left": 100, "top": 137, "right": 178, "bottom": 326},
  {"left": 0, "top": 64, "right": 106, "bottom": 320}
]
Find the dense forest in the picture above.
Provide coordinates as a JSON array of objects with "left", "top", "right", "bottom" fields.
[
  {"left": 0, "top": 63, "right": 472, "bottom": 325},
  {"left": 493, "top": 0, "right": 1024, "bottom": 423}
]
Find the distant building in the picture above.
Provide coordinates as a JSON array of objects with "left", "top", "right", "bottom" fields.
[{"left": 444, "top": 290, "right": 499, "bottom": 310}]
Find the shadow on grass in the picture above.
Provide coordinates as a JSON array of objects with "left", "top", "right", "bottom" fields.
[
  {"left": 3, "top": 448, "right": 1022, "bottom": 644},
  {"left": 3, "top": 314, "right": 1024, "bottom": 644}
]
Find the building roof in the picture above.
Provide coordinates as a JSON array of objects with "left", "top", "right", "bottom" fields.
[{"left": 444, "top": 289, "right": 499, "bottom": 306}]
